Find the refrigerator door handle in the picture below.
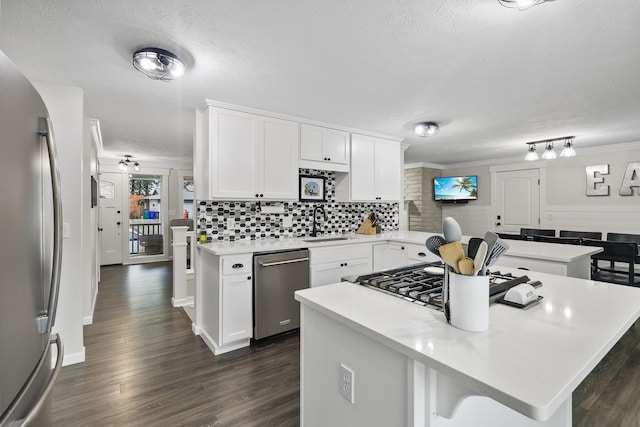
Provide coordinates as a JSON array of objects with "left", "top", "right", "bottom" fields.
[
  {"left": 20, "top": 334, "right": 64, "bottom": 426},
  {"left": 0, "top": 334, "right": 64, "bottom": 426},
  {"left": 40, "top": 117, "right": 63, "bottom": 333}
]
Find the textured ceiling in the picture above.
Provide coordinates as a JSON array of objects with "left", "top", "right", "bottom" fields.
[{"left": 1, "top": 0, "right": 639, "bottom": 167}]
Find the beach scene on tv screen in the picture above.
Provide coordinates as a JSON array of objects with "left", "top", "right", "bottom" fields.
[{"left": 434, "top": 176, "right": 478, "bottom": 200}]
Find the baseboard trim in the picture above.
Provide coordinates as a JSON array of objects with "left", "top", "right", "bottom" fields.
[
  {"left": 62, "top": 346, "right": 86, "bottom": 366},
  {"left": 197, "top": 326, "right": 249, "bottom": 356},
  {"left": 171, "top": 296, "right": 194, "bottom": 308},
  {"left": 83, "top": 286, "right": 99, "bottom": 325}
]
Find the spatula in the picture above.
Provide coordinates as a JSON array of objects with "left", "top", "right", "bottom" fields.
[
  {"left": 457, "top": 257, "right": 475, "bottom": 276},
  {"left": 484, "top": 238, "right": 510, "bottom": 270},
  {"left": 473, "top": 241, "right": 488, "bottom": 276},
  {"left": 439, "top": 242, "right": 465, "bottom": 274}
]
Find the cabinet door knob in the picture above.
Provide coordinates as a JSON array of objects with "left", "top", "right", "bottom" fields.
[
  {"left": 401, "top": 246, "right": 405, "bottom": 250},
  {"left": 232, "top": 263, "right": 244, "bottom": 269},
  {"left": 255, "top": 194, "right": 259, "bottom": 198},
  {"left": 247, "top": 276, "right": 252, "bottom": 280},
  {"left": 418, "top": 252, "right": 426, "bottom": 257},
  {"left": 116, "top": 221, "right": 121, "bottom": 226},
  {"left": 327, "top": 157, "right": 331, "bottom": 161},
  {"left": 260, "top": 194, "right": 264, "bottom": 197}
]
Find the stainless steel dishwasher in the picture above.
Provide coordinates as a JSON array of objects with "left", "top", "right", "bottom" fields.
[{"left": 253, "top": 249, "right": 310, "bottom": 340}]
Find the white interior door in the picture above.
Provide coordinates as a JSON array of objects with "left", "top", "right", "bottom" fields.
[
  {"left": 99, "top": 172, "right": 123, "bottom": 265},
  {"left": 494, "top": 169, "right": 540, "bottom": 234}
]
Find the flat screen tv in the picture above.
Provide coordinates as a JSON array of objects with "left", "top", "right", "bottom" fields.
[{"left": 433, "top": 176, "right": 478, "bottom": 202}]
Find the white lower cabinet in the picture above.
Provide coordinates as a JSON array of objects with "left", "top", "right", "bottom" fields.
[
  {"left": 196, "top": 251, "right": 253, "bottom": 355},
  {"left": 309, "top": 244, "right": 372, "bottom": 287},
  {"left": 221, "top": 273, "right": 252, "bottom": 345},
  {"left": 372, "top": 243, "right": 407, "bottom": 270}
]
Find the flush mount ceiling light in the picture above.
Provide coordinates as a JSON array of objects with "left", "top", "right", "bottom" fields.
[
  {"left": 560, "top": 137, "right": 577, "bottom": 157},
  {"left": 413, "top": 122, "right": 439, "bottom": 137},
  {"left": 498, "top": 0, "right": 554, "bottom": 10},
  {"left": 118, "top": 155, "right": 140, "bottom": 172},
  {"left": 132, "top": 47, "right": 185, "bottom": 81},
  {"left": 524, "top": 136, "right": 575, "bottom": 161}
]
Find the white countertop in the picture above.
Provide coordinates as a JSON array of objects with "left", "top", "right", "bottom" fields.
[
  {"left": 499, "top": 239, "right": 602, "bottom": 262},
  {"left": 197, "top": 230, "right": 600, "bottom": 262},
  {"left": 294, "top": 269, "right": 640, "bottom": 421}
]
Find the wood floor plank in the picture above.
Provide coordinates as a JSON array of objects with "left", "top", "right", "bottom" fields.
[{"left": 51, "top": 262, "right": 638, "bottom": 426}]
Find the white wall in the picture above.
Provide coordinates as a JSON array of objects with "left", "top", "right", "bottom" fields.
[
  {"left": 441, "top": 165, "right": 492, "bottom": 237},
  {"left": 34, "top": 81, "right": 85, "bottom": 365},
  {"left": 442, "top": 144, "right": 640, "bottom": 238},
  {"left": 83, "top": 119, "right": 99, "bottom": 325}
]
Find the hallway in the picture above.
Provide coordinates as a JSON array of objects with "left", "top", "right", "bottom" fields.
[{"left": 51, "top": 262, "right": 300, "bottom": 426}]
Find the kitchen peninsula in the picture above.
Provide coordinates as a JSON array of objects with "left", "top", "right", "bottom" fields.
[
  {"left": 294, "top": 269, "right": 640, "bottom": 427},
  {"left": 193, "top": 232, "right": 602, "bottom": 355}
]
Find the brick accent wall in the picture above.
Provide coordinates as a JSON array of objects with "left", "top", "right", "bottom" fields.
[{"left": 404, "top": 167, "right": 442, "bottom": 232}]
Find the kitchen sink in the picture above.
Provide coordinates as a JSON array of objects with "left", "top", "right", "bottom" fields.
[{"left": 302, "top": 237, "right": 352, "bottom": 243}]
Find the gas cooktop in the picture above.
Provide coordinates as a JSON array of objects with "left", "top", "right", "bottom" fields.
[{"left": 344, "top": 262, "right": 541, "bottom": 310}]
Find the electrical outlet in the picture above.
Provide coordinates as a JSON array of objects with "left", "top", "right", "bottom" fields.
[
  {"left": 340, "top": 363, "right": 354, "bottom": 403},
  {"left": 226, "top": 217, "right": 235, "bottom": 230},
  {"left": 283, "top": 216, "right": 293, "bottom": 228}
]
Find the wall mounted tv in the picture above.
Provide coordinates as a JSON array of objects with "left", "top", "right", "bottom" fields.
[{"left": 433, "top": 176, "right": 478, "bottom": 203}]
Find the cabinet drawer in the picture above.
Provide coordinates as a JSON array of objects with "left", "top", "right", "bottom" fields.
[
  {"left": 406, "top": 243, "right": 439, "bottom": 263},
  {"left": 310, "top": 243, "right": 372, "bottom": 265},
  {"left": 221, "top": 255, "right": 253, "bottom": 275}
]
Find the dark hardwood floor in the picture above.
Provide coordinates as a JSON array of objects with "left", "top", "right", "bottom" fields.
[
  {"left": 52, "top": 262, "right": 639, "bottom": 426},
  {"left": 51, "top": 262, "right": 299, "bottom": 426}
]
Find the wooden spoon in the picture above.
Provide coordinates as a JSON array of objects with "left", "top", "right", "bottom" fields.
[
  {"left": 458, "top": 257, "right": 475, "bottom": 276},
  {"left": 438, "top": 242, "right": 465, "bottom": 274}
]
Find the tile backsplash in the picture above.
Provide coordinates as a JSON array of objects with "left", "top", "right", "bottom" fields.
[{"left": 197, "top": 169, "right": 399, "bottom": 241}]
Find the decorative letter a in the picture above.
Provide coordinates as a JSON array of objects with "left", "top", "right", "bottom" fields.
[{"left": 619, "top": 162, "right": 640, "bottom": 196}]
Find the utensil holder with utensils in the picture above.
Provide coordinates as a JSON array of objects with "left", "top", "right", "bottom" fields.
[{"left": 448, "top": 272, "right": 490, "bottom": 332}]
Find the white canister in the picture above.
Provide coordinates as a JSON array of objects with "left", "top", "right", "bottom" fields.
[{"left": 448, "top": 272, "right": 489, "bottom": 332}]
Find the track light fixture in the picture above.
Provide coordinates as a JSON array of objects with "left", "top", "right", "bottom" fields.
[
  {"left": 118, "top": 155, "right": 140, "bottom": 172},
  {"left": 413, "top": 122, "right": 439, "bottom": 137},
  {"left": 524, "top": 136, "right": 576, "bottom": 161}
]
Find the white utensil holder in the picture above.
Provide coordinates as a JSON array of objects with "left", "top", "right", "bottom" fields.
[{"left": 449, "top": 272, "right": 489, "bottom": 332}]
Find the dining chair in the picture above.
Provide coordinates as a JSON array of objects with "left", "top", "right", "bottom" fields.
[
  {"left": 582, "top": 238, "right": 639, "bottom": 286},
  {"left": 533, "top": 235, "right": 582, "bottom": 245},
  {"left": 497, "top": 233, "right": 529, "bottom": 241},
  {"left": 520, "top": 228, "right": 555, "bottom": 238},
  {"left": 559, "top": 230, "right": 602, "bottom": 240}
]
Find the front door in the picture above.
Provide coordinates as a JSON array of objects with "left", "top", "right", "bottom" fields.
[
  {"left": 494, "top": 169, "right": 540, "bottom": 234},
  {"left": 99, "top": 172, "right": 123, "bottom": 265}
]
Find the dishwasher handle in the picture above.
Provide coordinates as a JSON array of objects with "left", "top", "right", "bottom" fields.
[{"left": 259, "top": 257, "right": 309, "bottom": 268}]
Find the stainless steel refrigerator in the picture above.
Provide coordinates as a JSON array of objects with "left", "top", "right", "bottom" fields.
[{"left": 0, "top": 50, "right": 64, "bottom": 426}]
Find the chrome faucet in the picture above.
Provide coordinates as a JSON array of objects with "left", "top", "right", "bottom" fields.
[{"left": 310, "top": 206, "right": 327, "bottom": 237}]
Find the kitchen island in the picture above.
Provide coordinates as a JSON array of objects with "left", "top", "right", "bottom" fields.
[
  {"left": 294, "top": 269, "right": 640, "bottom": 427},
  {"left": 193, "top": 231, "right": 601, "bottom": 355}
]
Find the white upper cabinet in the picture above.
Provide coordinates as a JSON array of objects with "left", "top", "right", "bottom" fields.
[
  {"left": 300, "top": 124, "right": 350, "bottom": 172},
  {"left": 350, "top": 134, "right": 401, "bottom": 202},
  {"left": 203, "top": 106, "right": 299, "bottom": 200}
]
